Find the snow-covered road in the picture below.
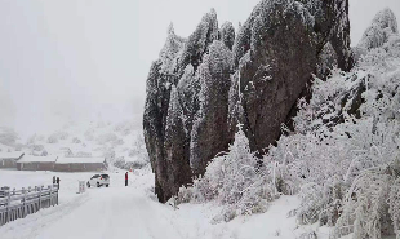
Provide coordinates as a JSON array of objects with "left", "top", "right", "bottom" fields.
[
  {"left": 35, "top": 185, "right": 182, "bottom": 239},
  {"left": 0, "top": 169, "right": 186, "bottom": 239},
  {"left": 0, "top": 168, "right": 309, "bottom": 239}
]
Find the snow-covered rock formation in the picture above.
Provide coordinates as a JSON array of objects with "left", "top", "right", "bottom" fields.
[
  {"left": 358, "top": 8, "right": 398, "bottom": 50},
  {"left": 143, "top": 0, "right": 353, "bottom": 203}
]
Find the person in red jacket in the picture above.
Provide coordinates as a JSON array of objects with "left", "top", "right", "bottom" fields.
[{"left": 125, "top": 172, "right": 128, "bottom": 186}]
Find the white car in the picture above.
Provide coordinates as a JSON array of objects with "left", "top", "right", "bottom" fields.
[{"left": 87, "top": 173, "right": 110, "bottom": 187}]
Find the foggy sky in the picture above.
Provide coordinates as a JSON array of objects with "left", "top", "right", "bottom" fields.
[{"left": 0, "top": 0, "right": 399, "bottom": 136}]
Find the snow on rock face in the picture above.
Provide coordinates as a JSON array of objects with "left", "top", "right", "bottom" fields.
[
  {"left": 143, "top": 9, "right": 221, "bottom": 203},
  {"left": 357, "top": 8, "right": 398, "bottom": 50},
  {"left": 316, "top": 42, "right": 338, "bottom": 79},
  {"left": 176, "top": 9, "right": 219, "bottom": 77},
  {"left": 219, "top": 22, "right": 235, "bottom": 50},
  {"left": 190, "top": 40, "right": 234, "bottom": 176},
  {"left": 230, "top": 0, "right": 351, "bottom": 156},
  {"left": 159, "top": 23, "right": 186, "bottom": 76},
  {"left": 143, "top": 0, "right": 352, "bottom": 203}
]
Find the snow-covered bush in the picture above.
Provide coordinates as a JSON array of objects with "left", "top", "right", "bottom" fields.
[
  {"left": 297, "top": 182, "right": 324, "bottom": 225},
  {"left": 334, "top": 169, "right": 393, "bottom": 239},
  {"left": 268, "top": 60, "right": 400, "bottom": 232},
  {"left": 389, "top": 178, "right": 400, "bottom": 238},
  {"left": 178, "top": 124, "right": 275, "bottom": 222}
]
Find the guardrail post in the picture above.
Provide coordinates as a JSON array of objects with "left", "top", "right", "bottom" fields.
[
  {"left": 6, "top": 187, "right": 10, "bottom": 223},
  {"left": 22, "top": 187, "right": 26, "bottom": 218},
  {"left": 48, "top": 185, "right": 52, "bottom": 208},
  {"left": 0, "top": 187, "right": 2, "bottom": 226},
  {"left": 37, "top": 186, "right": 41, "bottom": 211},
  {"left": 41, "top": 186, "right": 44, "bottom": 209},
  {"left": 0, "top": 187, "right": 7, "bottom": 226}
]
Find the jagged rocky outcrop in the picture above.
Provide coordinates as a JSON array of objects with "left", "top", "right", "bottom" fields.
[
  {"left": 316, "top": 42, "right": 338, "bottom": 80},
  {"left": 358, "top": 8, "right": 398, "bottom": 50},
  {"left": 312, "top": 74, "right": 367, "bottom": 130},
  {"left": 219, "top": 22, "right": 235, "bottom": 50},
  {"left": 312, "top": 8, "right": 400, "bottom": 130},
  {"left": 190, "top": 41, "right": 234, "bottom": 176},
  {"left": 143, "top": 10, "right": 228, "bottom": 202},
  {"left": 229, "top": 0, "right": 352, "bottom": 156},
  {"left": 354, "top": 8, "right": 399, "bottom": 62},
  {"left": 144, "top": 0, "right": 352, "bottom": 202}
]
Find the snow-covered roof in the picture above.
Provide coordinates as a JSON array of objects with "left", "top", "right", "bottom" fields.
[
  {"left": 55, "top": 157, "right": 105, "bottom": 164},
  {"left": 0, "top": 151, "right": 24, "bottom": 159},
  {"left": 18, "top": 155, "right": 56, "bottom": 163}
]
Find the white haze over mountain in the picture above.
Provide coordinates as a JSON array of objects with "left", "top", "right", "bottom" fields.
[{"left": 0, "top": 0, "right": 399, "bottom": 138}]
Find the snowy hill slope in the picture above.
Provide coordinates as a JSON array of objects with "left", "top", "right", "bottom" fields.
[{"left": 0, "top": 117, "right": 149, "bottom": 170}]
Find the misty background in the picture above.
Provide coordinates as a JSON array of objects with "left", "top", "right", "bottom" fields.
[{"left": 0, "top": 0, "right": 399, "bottom": 139}]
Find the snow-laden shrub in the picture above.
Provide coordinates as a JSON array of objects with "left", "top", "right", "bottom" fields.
[
  {"left": 178, "top": 125, "right": 275, "bottom": 222},
  {"left": 271, "top": 118, "right": 399, "bottom": 187},
  {"left": 269, "top": 113, "right": 399, "bottom": 231},
  {"left": 297, "top": 182, "right": 324, "bottom": 225},
  {"left": 334, "top": 169, "right": 393, "bottom": 239},
  {"left": 389, "top": 177, "right": 400, "bottom": 238}
]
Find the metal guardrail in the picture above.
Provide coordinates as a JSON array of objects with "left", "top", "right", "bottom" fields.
[{"left": 0, "top": 184, "right": 59, "bottom": 226}]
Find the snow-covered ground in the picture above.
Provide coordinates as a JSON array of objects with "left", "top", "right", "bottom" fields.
[{"left": 0, "top": 167, "right": 329, "bottom": 239}]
